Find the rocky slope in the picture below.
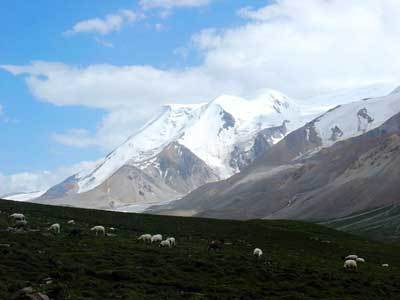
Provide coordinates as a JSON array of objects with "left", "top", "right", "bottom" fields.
[{"left": 35, "top": 142, "right": 218, "bottom": 209}]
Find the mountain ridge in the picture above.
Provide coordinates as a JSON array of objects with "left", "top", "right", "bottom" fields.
[
  {"left": 149, "top": 92, "right": 400, "bottom": 220},
  {"left": 34, "top": 89, "right": 307, "bottom": 209}
]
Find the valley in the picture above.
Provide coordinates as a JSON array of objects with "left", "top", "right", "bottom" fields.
[{"left": 0, "top": 199, "right": 400, "bottom": 299}]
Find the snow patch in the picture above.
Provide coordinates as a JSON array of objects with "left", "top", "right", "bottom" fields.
[{"left": 3, "top": 190, "right": 46, "bottom": 202}]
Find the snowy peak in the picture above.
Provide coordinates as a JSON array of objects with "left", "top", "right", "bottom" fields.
[
  {"left": 310, "top": 92, "right": 400, "bottom": 148},
  {"left": 76, "top": 103, "right": 202, "bottom": 193},
  {"left": 390, "top": 86, "right": 400, "bottom": 95},
  {"left": 210, "top": 89, "right": 298, "bottom": 122},
  {"left": 72, "top": 89, "right": 303, "bottom": 193},
  {"left": 179, "top": 91, "right": 302, "bottom": 177}
]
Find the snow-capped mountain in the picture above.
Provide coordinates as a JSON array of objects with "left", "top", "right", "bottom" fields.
[
  {"left": 36, "top": 89, "right": 306, "bottom": 209},
  {"left": 31, "top": 84, "right": 400, "bottom": 211},
  {"left": 76, "top": 89, "right": 302, "bottom": 191},
  {"left": 305, "top": 88, "right": 400, "bottom": 148},
  {"left": 151, "top": 87, "right": 400, "bottom": 219}
]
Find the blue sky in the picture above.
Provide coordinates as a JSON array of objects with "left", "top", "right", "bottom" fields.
[
  {"left": 0, "top": 1, "right": 260, "bottom": 174},
  {"left": 1, "top": 0, "right": 399, "bottom": 194}
]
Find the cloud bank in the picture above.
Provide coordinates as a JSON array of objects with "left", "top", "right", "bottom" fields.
[{"left": 0, "top": 160, "right": 99, "bottom": 196}]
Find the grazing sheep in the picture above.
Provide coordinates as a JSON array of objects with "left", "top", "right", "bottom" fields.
[
  {"left": 138, "top": 234, "right": 152, "bottom": 243},
  {"left": 151, "top": 234, "right": 163, "bottom": 243},
  {"left": 90, "top": 226, "right": 105, "bottom": 236},
  {"left": 345, "top": 254, "right": 358, "bottom": 260},
  {"left": 253, "top": 248, "right": 263, "bottom": 258},
  {"left": 208, "top": 240, "right": 224, "bottom": 252},
  {"left": 166, "top": 237, "right": 176, "bottom": 247},
  {"left": 382, "top": 264, "right": 389, "bottom": 268},
  {"left": 159, "top": 240, "right": 171, "bottom": 248},
  {"left": 344, "top": 259, "right": 357, "bottom": 272},
  {"left": 356, "top": 257, "right": 365, "bottom": 263},
  {"left": 109, "top": 227, "right": 116, "bottom": 231},
  {"left": 49, "top": 223, "right": 61, "bottom": 234},
  {"left": 67, "top": 220, "right": 75, "bottom": 225},
  {"left": 15, "top": 220, "right": 28, "bottom": 228},
  {"left": 10, "top": 213, "right": 25, "bottom": 221}
]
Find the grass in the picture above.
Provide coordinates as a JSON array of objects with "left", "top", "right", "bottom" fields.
[
  {"left": 323, "top": 204, "right": 400, "bottom": 241},
  {"left": 0, "top": 199, "right": 400, "bottom": 299}
]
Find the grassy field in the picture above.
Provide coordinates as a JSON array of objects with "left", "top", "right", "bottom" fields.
[
  {"left": 323, "top": 204, "right": 400, "bottom": 241},
  {"left": 1, "top": 199, "right": 400, "bottom": 299}
]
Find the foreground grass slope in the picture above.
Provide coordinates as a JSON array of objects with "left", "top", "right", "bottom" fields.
[{"left": 0, "top": 199, "right": 400, "bottom": 299}]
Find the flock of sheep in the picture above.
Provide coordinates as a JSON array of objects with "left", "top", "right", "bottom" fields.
[
  {"left": 137, "top": 234, "right": 176, "bottom": 248},
  {"left": 7, "top": 212, "right": 392, "bottom": 271},
  {"left": 8, "top": 212, "right": 264, "bottom": 257},
  {"left": 343, "top": 254, "right": 389, "bottom": 272},
  {"left": 9, "top": 213, "right": 108, "bottom": 236}
]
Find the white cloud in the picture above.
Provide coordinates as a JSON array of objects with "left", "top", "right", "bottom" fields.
[
  {"left": 65, "top": 9, "right": 143, "bottom": 36},
  {"left": 3, "top": 0, "right": 400, "bottom": 151},
  {"left": 51, "top": 108, "right": 147, "bottom": 149},
  {"left": 154, "top": 23, "right": 165, "bottom": 31},
  {"left": 0, "top": 61, "right": 218, "bottom": 110},
  {"left": 140, "top": 0, "right": 211, "bottom": 10},
  {"left": 0, "top": 160, "right": 100, "bottom": 196},
  {"left": 52, "top": 129, "right": 97, "bottom": 148},
  {"left": 94, "top": 37, "right": 114, "bottom": 48}
]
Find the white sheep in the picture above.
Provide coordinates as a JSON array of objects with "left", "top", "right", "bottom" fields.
[
  {"left": 382, "top": 264, "right": 389, "bottom": 268},
  {"left": 345, "top": 254, "right": 358, "bottom": 260},
  {"left": 10, "top": 213, "right": 25, "bottom": 221},
  {"left": 138, "top": 234, "right": 152, "bottom": 243},
  {"left": 253, "top": 248, "right": 263, "bottom": 258},
  {"left": 166, "top": 237, "right": 176, "bottom": 247},
  {"left": 91, "top": 225, "right": 105, "bottom": 236},
  {"left": 109, "top": 227, "right": 116, "bottom": 231},
  {"left": 160, "top": 240, "right": 171, "bottom": 248},
  {"left": 49, "top": 223, "right": 61, "bottom": 234},
  {"left": 67, "top": 220, "right": 75, "bottom": 224},
  {"left": 344, "top": 259, "right": 357, "bottom": 272},
  {"left": 15, "top": 219, "right": 28, "bottom": 228},
  {"left": 356, "top": 257, "right": 365, "bottom": 263},
  {"left": 151, "top": 234, "right": 163, "bottom": 243}
]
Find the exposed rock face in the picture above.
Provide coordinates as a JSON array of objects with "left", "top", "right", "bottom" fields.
[
  {"left": 135, "top": 142, "right": 219, "bottom": 195},
  {"left": 35, "top": 142, "right": 218, "bottom": 209},
  {"left": 39, "top": 175, "right": 79, "bottom": 200},
  {"left": 219, "top": 110, "right": 235, "bottom": 133},
  {"left": 357, "top": 108, "right": 374, "bottom": 132},
  {"left": 151, "top": 112, "right": 400, "bottom": 221},
  {"left": 229, "top": 121, "right": 288, "bottom": 171},
  {"left": 330, "top": 126, "right": 344, "bottom": 141}
]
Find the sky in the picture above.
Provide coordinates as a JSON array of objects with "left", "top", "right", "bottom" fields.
[{"left": 1, "top": 0, "right": 400, "bottom": 195}]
